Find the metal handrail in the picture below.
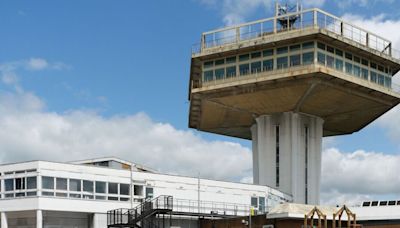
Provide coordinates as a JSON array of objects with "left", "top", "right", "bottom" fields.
[{"left": 192, "top": 8, "right": 399, "bottom": 61}]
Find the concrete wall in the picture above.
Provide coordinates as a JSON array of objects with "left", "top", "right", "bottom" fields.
[{"left": 252, "top": 112, "right": 323, "bottom": 205}]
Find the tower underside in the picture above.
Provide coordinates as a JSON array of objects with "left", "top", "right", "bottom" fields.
[{"left": 252, "top": 113, "right": 323, "bottom": 204}]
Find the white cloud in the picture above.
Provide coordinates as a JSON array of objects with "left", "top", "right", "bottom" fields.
[
  {"left": 27, "top": 58, "right": 49, "bottom": 71},
  {"left": 0, "top": 89, "right": 252, "bottom": 181},
  {"left": 320, "top": 147, "right": 400, "bottom": 205}
]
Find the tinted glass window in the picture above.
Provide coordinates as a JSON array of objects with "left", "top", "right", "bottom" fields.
[
  {"left": 302, "top": 42, "right": 314, "bottom": 49},
  {"left": 56, "top": 178, "right": 67, "bottom": 190},
  {"left": 95, "top": 181, "right": 106, "bottom": 193},
  {"left": 317, "top": 52, "right": 325, "bottom": 65},
  {"left": 263, "top": 59, "right": 273, "bottom": 71},
  {"left": 239, "top": 54, "right": 250, "bottom": 62},
  {"left": 336, "top": 59, "right": 343, "bottom": 71},
  {"left": 326, "top": 55, "right": 334, "bottom": 68},
  {"left": 302, "top": 52, "right": 314, "bottom": 65},
  {"left": 345, "top": 62, "right": 353, "bottom": 74},
  {"left": 263, "top": 49, "right": 274, "bottom": 57},
  {"left": 226, "top": 56, "right": 236, "bottom": 64},
  {"left": 120, "top": 184, "right": 130, "bottom": 195},
  {"left": 290, "top": 55, "right": 300, "bottom": 66},
  {"left": 108, "top": 183, "right": 118, "bottom": 194},
  {"left": 5, "top": 179, "right": 14, "bottom": 191},
  {"left": 69, "top": 179, "right": 81, "bottom": 191},
  {"left": 203, "top": 70, "right": 213, "bottom": 82},
  {"left": 215, "top": 68, "right": 225, "bottom": 80},
  {"left": 146, "top": 187, "right": 154, "bottom": 198},
  {"left": 83, "top": 180, "right": 94, "bottom": 193},
  {"left": 290, "top": 44, "right": 300, "bottom": 52},
  {"left": 226, "top": 66, "right": 236, "bottom": 77},
  {"left": 277, "top": 57, "right": 288, "bottom": 69},
  {"left": 251, "top": 62, "right": 262, "bottom": 73},
  {"left": 215, "top": 59, "right": 224, "bottom": 65},
  {"left": 27, "top": 177, "right": 37, "bottom": 189},
  {"left": 251, "top": 52, "right": 261, "bottom": 59},
  {"left": 317, "top": 42, "right": 325, "bottom": 50},
  {"left": 277, "top": 47, "right": 288, "bottom": 54},
  {"left": 42, "top": 176, "right": 54, "bottom": 189},
  {"left": 203, "top": 61, "right": 213, "bottom": 68},
  {"left": 239, "top": 64, "right": 250, "bottom": 75}
]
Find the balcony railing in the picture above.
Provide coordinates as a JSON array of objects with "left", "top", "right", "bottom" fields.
[{"left": 192, "top": 8, "right": 400, "bottom": 61}]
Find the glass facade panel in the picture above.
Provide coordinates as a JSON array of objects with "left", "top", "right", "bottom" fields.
[
  {"left": 15, "top": 178, "right": 25, "bottom": 190},
  {"left": 108, "top": 183, "right": 118, "bottom": 194},
  {"left": 69, "top": 179, "right": 81, "bottom": 192},
  {"left": 215, "top": 68, "right": 225, "bottom": 80},
  {"left": 203, "top": 61, "right": 213, "bottom": 68},
  {"left": 239, "top": 54, "right": 250, "bottom": 62},
  {"left": 317, "top": 42, "right": 325, "bottom": 50},
  {"left": 302, "top": 41, "right": 314, "bottom": 49},
  {"left": 336, "top": 59, "right": 343, "bottom": 71},
  {"left": 263, "top": 49, "right": 274, "bottom": 57},
  {"left": 203, "top": 70, "right": 213, "bottom": 82},
  {"left": 83, "top": 180, "right": 94, "bottom": 193},
  {"left": 345, "top": 52, "right": 353, "bottom": 60},
  {"left": 263, "top": 59, "right": 273, "bottom": 71},
  {"left": 302, "top": 52, "right": 314, "bottom": 65},
  {"left": 146, "top": 187, "right": 154, "bottom": 199},
  {"left": 326, "top": 55, "right": 334, "bottom": 68},
  {"left": 335, "top": 49, "right": 343, "bottom": 57},
  {"left": 5, "top": 179, "right": 14, "bottom": 191},
  {"left": 56, "top": 178, "right": 67, "bottom": 190},
  {"left": 277, "top": 47, "right": 288, "bottom": 54},
  {"left": 27, "top": 177, "right": 37, "bottom": 189},
  {"left": 120, "top": 184, "right": 130, "bottom": 195},
  {"left": 327, "top": 46, "right": 335, "bottom": 54},
  {"left": 371, "top": 72, "right": 377, "bottom": 83},
  {"left": 277, "top": 57, "right": 288, "bottom": 69},
  {"left": 345, "top": 62, "right": 353, "bottom": 74},
  {"left": 290, "top": 55, "right": 300, "bottom": 67},
  {"left": 290, "top": 44, "right": 300, "bottom": 51},
  {"left": 239, "top": 64, "right": 250, "bottom": 75},
  {"left": 95, "top": 181, "right": 106, "bottom": 193},
  {"left": 226, "top": 56, "right": 236, "bottom": 64},
  {"left": 251, "top": 62, "right": 262, "bottom": 73},
  {"left": 251, "top": 52, "right": 261, "bottom": 59},
  {"left": 42, "top": 176, "right": 54, "bottom": 189},
  {"left": 353, "top": 65, "right": 361, "bottom": 77},
  {"left": 378, "top": 74, "right": 385, "bottom": 85},
  {"left": 361, "top": 68, "right": 369, "bottom": 80},
  {"left": 215, "top": 59, "right": 224, "bottom": 65},
  {"left": 226, "top": 66, "right": 236, "bottom": 77},
  {"left": 385, "top": 77, "right": 392, "bottom": 88},
  {"left": 317, "top": 52, "right": 325, "bottom": 65}
]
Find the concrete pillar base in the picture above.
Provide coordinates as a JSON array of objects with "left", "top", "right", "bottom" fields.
[{"left": 251, "top": 112, "right": 323, "bottom": 205}]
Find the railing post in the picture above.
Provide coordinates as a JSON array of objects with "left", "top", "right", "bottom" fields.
[
  {"left": 366, "top": 33, "right": 369, "bottom": 47},
  {"left": 313, "top": 10, "right": 317, "bottom": 28},
  {"left": 236, "top": 27, "right": 240, "bottom": 43}
]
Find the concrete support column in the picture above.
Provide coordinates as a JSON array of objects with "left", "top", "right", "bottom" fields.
[
  {"left": 92, "top": 213, "right": 98, "bottom": 228},
  {"left": 1, "top": 212, "right": 8, "bottom": 228},
  {"left": 251, "top": 112, "right": 323, "bottom": 205},
  {"left": 36, "top": 210, "right": 42, "bottom": 228}
]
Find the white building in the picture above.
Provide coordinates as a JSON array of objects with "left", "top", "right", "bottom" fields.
[{"left": 0, "top": 157, "right": 291, "bottom": 228}]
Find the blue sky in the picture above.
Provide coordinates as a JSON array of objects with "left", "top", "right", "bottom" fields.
[{"left": 1, "top": 0, "right": 400, "bottom": 205}]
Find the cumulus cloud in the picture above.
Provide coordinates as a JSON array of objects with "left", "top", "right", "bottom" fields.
[{"left": 0, "top": 89, "right": 252, "bottom": 181}]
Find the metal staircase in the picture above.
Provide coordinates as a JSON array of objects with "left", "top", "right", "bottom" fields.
[{"left": 107, "top": 195, "right": 173, "bottom": 228}]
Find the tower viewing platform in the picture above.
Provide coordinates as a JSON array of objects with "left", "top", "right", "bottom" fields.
[
  {"left": 188, "top": 5, "right": 400, "bottom": 205},
  {"left": 189, "top": 7, "right": 400, "bottom": 139}
]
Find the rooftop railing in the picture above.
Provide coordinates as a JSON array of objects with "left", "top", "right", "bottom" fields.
[{"left": 192, "top": 8, "right": 400, "bottom": 61}]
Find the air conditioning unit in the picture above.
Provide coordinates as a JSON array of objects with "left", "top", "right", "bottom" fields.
[{"left": 263, "top": 225, "right": 274, "bottom": 228}]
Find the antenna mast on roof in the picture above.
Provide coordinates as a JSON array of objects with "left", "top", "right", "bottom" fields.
[{"left": 275, "top": 0, "right": 302, "bottom": 29}]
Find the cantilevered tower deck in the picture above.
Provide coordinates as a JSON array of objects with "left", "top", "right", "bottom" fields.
[{"left": 188, "top": 6, "right": 400, "bottom": 205}]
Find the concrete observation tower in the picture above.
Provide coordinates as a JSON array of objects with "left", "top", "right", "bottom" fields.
[{"left": 188, "top": 3, "right": 400, "bottom": 205}]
